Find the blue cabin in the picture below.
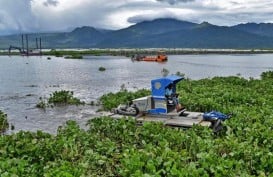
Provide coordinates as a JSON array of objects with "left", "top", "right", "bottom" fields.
[
  {"left": 151, "top": 75, "right": 183, "bottom": 98},
  {"left": 132, "top": 75, "right": 184, "bottom": 115},
  {"left": 149, "top": 75, "right": 183, "bottom": 114}
]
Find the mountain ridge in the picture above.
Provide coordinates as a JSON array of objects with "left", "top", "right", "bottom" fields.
[{"left": 1, "top": 18, "right": 273, "bottom": 49}]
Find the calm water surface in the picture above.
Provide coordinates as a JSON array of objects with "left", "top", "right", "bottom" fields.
[{"left": 1, "top": 54, "right": 273, "bottom": 133}]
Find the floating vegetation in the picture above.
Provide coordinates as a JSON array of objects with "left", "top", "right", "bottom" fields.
[
  {"left": 64, "top": 54, "right": 83, "bottom": 59},
  {"left": 49, "top": 90, "right": 85, "bottom": 105},
  {"left": 36, "top": 97, "right": 48, "bottom": 109},
  {"left": 120, "top": 83, "right": 126, "bottom": 91},
  {"left": 36, "top": 90, "right": 85, "bottom": 109},
  {"left": 48, "top": 49, "right": 63, "bottom": 57},
  {"left": 25, "top": 94, "right": 35, "bottom": 97},
  {"left": 99, "top": 89, "right": 150, "bottom": 111},
  {"left": 0, "top": 110, "right": 9, "bottom": 133},
  {"left": 89, "top": 101, "right": 95, "bottom": 106},
  {"left": 98, "top": 66, "right": 106, "bottom": 71},
  {"left": 49, "top": 85, "right": 60, "bottom": 88},
  {"left": 2, "top": 72, "right": 273, "bottom": 176},
  {"left": 26, "top": 85, "right": 38, "bottom": 87},
  {"left": 261, "top": 70, "right": 273, "bottom": 79}
]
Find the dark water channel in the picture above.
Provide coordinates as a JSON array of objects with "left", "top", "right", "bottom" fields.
[{"left": 1, "top": 54, "right": 273, "bottom": 134}]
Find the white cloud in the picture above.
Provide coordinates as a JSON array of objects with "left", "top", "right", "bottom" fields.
[{"left": 1, "top": 0, "right": 273, "bottom": 35}]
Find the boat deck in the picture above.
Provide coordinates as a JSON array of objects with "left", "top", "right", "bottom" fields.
[{"left": 108, "top": 110, "right": 211, "bottom": 128}]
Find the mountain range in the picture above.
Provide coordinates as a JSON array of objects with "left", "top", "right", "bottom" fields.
[{"left": 1, "top": 18, "right": 273, "bottom": 49}]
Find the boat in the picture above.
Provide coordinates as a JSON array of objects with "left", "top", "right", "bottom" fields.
[
  {"left": 131, "top": 53, "right": 168, "bottom": 62},
  {"left": 8, "top": 35, "right": 42, "bottom": 56},
  {"left": 110, "top": 75, "right": 231, "bottom": 132}
]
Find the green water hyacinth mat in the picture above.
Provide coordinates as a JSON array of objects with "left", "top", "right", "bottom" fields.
[{"left": 0, "top": 71, "right": 273, "bottom": 176}]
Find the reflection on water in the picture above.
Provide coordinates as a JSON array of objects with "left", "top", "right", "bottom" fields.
[{"left": 1, "top": 54, "right": 273, "bottom": 133}]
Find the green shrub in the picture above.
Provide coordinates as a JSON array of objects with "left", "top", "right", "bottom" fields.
[
  {"left": 48, "top": 90, "right": 85, "bottom": 105},
  {"left": 0, "top": 110, "right": 9, "bottom": 133}
]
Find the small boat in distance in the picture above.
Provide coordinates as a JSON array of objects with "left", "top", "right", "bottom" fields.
[{"left": 131, "top": 52, "right": 168, "bottom": 62}]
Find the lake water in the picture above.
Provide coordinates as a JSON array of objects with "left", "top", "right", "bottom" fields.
[{"left": 1, "top": 54, "right": 273, "bottom": 133}]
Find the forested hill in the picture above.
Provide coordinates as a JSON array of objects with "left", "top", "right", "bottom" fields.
[{"left": 1, "top": 18, "right": 273, "bottom": 49}]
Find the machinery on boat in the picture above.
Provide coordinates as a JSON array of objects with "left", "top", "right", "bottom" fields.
[
  {"left": 8, "top": 34, "right": 42, "bottom": 56},
  {"left": 111, "top": 75, "right": 231, "bottom": 132},
  {"left": 131, "top": 53, "right": 167, "bottom": 62}
]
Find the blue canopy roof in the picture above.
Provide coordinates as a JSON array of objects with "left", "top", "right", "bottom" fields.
[{"left": 151, "top": 75, "right": 183, "bottom": 97}]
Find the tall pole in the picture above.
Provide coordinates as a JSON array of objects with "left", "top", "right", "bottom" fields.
[
  {"left": 39, "top": 37, "right": 42, "bottom": 55},
  {"left": 36, "top": 38, "right": 38, "bottom": 49},
  {"left": 26, "top": 34, "right": 29, "bottom": 56},
  {"left": 21, "top": 35, "right": 24, "bottom": 52}
]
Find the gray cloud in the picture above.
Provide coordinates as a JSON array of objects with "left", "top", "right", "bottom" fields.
[
  {"left": 1, "top": 0, "right": 273, "bottom": 35},
  {"left": 0, "top": 0, "right": 38, "bottom": 35},
  {"left": 128, "top": 12, "right": 177, "bottom": 24},
  {"left": 0, "top": 13, "right": 4, "bottom": 24},
  {"left": 43, "top": 0, "right": 59, "bottom": 7},
  {"left": 230, "top": 1, "right": 240, "bottom": 5},
  {"left": 156, "top": 0, "right": 195, "bottom": 5},
  {"left": 33, "top": 0, "right": 125, "bottom": 31}
]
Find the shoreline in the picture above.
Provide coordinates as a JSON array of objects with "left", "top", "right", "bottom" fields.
[{"left": 1, "top": 48, "right": 273, "bottom": 57}]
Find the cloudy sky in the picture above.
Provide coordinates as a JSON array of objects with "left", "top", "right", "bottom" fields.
[{"left": 1, "top": 0, "right": 273, "bottom": 35}]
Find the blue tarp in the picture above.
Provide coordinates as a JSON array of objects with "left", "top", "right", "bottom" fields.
[
  {"left": 151, "top": 75, "right": 183, "bottom": 97},
  {"left": 203, "top": 111, "right": 230, "bottom": 121}
]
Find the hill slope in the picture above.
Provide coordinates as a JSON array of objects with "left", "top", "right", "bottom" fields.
[{"left": 2, "top": 18, "right": 273, "bottom": 49}]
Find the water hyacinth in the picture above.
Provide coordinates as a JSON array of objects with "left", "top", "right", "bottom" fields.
[
  {"left": 1, "top": 71, "right": 273, "bottom": 176},
  {"left": 0, "top": 110, "right": 9, "bottom": 133}
]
